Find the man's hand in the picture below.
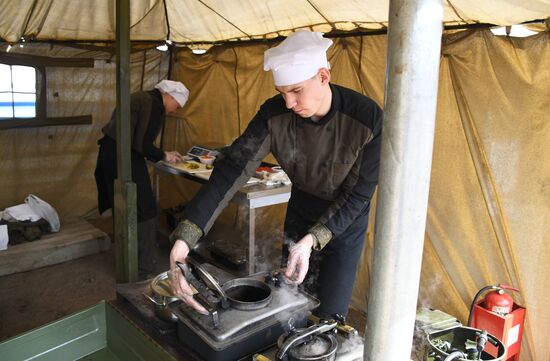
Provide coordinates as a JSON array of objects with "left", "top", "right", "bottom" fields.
[
  {"left": 169, "top": 240, "right": 208, "bottom": 314},
  {"left": 284, "top": 234, "right": 314, "bottom": 284},
  {"left": 164, "top": 150, "right": 183, "bottom": 163}
]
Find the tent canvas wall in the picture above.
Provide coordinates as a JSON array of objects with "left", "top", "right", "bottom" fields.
[{"left": 1, "top": 1, "right": 550, "bottom": 360}]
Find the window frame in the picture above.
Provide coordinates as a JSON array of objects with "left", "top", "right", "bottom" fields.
[
  {"left": 0, "top": 52, "right": 94, "bottom": 130},
  {"left": 0, "top": 63, "right": 41, "bottom": 119}
]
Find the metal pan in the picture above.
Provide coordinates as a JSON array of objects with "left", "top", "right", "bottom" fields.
[{"left": 143, "top": 271, "right": 180, "bottom": 323}]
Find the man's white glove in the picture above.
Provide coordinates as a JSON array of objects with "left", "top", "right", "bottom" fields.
[
  {"left": 284, "top": 234, "right": 314, "bottom": 284},
  {"left": 169, "top": 239, "right": 208, "bottom": 314}
]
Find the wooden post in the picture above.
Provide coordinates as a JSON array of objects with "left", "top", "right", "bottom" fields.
[{"left": 115, "top": 0, "right": 138, "bottom": 283}]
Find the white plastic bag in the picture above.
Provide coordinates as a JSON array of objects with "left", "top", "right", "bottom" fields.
[
  {"left": 25, "top": 194, "right": 60, "bottom": 232},
  {"left": 0, "top": 204, "right": 42, "bottom": 222},
  {"left": 0, "top": 224, "right": 8, "bottom": 250}
]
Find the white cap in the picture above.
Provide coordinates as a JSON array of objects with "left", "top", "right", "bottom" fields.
[
  {"left": 154, "top": 80, "right": 189, "bottom": 107},
  {"left": 264, "top": 31, "right": 333, "bottom": 87}
]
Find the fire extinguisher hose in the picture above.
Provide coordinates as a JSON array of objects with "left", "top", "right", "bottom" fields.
[{"left": 467, "top": 285, "right": 499, "bottom": 326}]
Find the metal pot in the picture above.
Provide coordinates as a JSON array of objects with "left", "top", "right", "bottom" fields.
[
  {"left": 426, "top": 326, "right": 506, "bottom": 360},
  {"left": 175, "top": 260, "right": 274, "bottom": 328},
  {"left": 143, "top": 271, "right": 180, "bottom": 323},
  {"left": 276, "top": 321, "right": 338, "bottom": 361},
  {"left": 177, "top": 259, "right": 272, "bottom": 311},
  {"left": 287, "top": 333, "right": 337, "bottom": 361}
]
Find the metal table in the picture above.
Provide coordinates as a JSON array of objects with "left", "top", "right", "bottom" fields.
[{"left": 149, "top": 161, "right": 291, "bottom": 274}]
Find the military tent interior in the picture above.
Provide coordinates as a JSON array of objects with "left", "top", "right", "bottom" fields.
[{"left": 0, "top": 1, "right": 549, "bottom": 360}]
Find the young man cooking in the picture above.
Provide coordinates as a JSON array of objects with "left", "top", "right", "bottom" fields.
[
  {"left": 95, "top": 80, "right": 189, "bottom": 279},
  {"left": 169, "top": 31, "right": 383, "bottom": 318}
]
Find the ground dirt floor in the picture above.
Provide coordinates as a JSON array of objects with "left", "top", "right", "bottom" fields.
[{"left": 0, "top": 216, "right": 366, "bottom": 343}]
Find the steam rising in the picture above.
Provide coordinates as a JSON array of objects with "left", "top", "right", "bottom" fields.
[
  {"left": 337, "top": 333, "right": 364, "bottom": 360},
  {"left": 411, "top": 272, "right": 443, "bottom": 360},
  {"left": 273, "top": 284, "right": 317, "bottom": 327}
]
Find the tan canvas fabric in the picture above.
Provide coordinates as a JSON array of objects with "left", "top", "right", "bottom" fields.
[
  {"left": 0, "top": 0, "right": 167, "bottom": 43},
  {"left": 1, "top": 28, "right": 549, "bottom": 360},
  {"left": 0, "top": 44, "right": 169, "bottom": 217},
  {"left": 164, "top": 30, "right": 548, "bottom": 360},
  {"left": 429, "top": 30, "right": 550, "bottom": 360},
  {"left": 1, "top": 0, "right": 549, "bottom": 43}
]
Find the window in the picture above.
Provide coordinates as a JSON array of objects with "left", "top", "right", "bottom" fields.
[
  {"left": 0, "top": 52, "right": 94, "bottom": 129},
  {"left": 0, "top": 64, "right": 37, "bottom": 118}
]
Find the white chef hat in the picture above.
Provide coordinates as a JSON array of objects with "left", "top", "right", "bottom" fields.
[
  {"left": 264, "top": 31, "right": 333, "bottom": 87},
  {"left": 154, "top": 80, "right": 190, "bottom": 107}
]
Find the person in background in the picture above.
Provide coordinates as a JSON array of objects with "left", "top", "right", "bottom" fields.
[
  {"left": 170, "top": 31, "right": 383, "bottom": 319},
  {"left": 95, "top": 80, "right": 188, "bottom": 279}
]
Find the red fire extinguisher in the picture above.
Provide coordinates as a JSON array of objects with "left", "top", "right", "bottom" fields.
[
  {"left": 483, "top": 285, "right": 517, "bottom": 315},
  {"left": 468, "top": 284, "right": 526, "bottom": 361}
]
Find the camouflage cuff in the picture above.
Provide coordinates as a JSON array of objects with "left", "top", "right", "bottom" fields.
[
  {"left": 169, "top": 219, "right": 203, "bottom": 249},
  {"left": 308, "top": 222, "right": 332, "bottom": 250}
]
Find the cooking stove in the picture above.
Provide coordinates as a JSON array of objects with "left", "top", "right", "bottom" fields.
[
  {"left": 169, "top": 264, "right": 319, "bottom": 361},
  {"left": 116, "top": 266, "right": 364, "bottom": 361}
]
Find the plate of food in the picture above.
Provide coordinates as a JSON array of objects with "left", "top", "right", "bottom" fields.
[
  {"left": 171, "top": 160, "right": 212, "bottom": 173},
  {"left": 255, "top": 166, "right": 275, "bottom": 179},
  {"left": 198, "top": 155, "right": 216, "bottom": 165}
]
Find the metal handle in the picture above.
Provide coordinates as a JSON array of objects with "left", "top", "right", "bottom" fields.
[
  {"left": 194, "top": 292, "right": 219, "bottom": 328},
  {"left": 276, "top": 320, "right": 337, "bottom": 361},
  {"left": 175, "top": 261, "right": 220, "bottom": 327},
  {"left": 143, "top": 293, "right": 164, "bottom": 306},
  {"left": 498, "top": 284, "right": 520, "bottom": 293}
]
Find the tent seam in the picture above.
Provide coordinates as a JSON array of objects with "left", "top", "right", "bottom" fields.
[
  {"left": 305, "top": 0, "right": 334, "bottom": 28},
  {"left": 162, "top": 0, "right": 171, "bottom": 40},
  {"left": 232, "top": 48, "right": 242, "bottom": 136},
  {"left": 446, "top": 0, "right": 468, "bottom": 24},
  {"left": 194, "top": 0, "right": 250, "bottom": 38},
  {"left": 129, "top": 1, "right": 163, "bottom": 30},
  {"left": 21, "top": 0, "right": 52, "bottom": 41}
]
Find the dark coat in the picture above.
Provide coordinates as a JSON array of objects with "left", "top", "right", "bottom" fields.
[{"left": 94, "top": 89, "right": 165, "bottom": 222}]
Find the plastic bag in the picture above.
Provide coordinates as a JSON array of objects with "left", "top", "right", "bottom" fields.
[
  {"left": 0, "top": 204, "right": 42, "bottom": 222},
  {"left": 25, "top": 194, "right": 60, "bottom": 232}
]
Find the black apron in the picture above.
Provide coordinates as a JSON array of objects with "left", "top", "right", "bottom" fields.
[
  {"left": 94, "top": 136, "right": 157, "bottom": 222},
  {"left": 282, "top": 188, "right": 370, "bottom": 318}
]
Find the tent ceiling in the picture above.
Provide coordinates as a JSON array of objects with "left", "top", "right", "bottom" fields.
[{"left": 1, "top": 0, "right": 549, "bottom": 44}]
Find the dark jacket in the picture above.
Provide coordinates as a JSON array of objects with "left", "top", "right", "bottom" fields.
[
  {"left": 95, "top": 89, "right": 165, "bottom": 221},
  {"left": 101, "top": 90, "right": 165, "bottom": 162},
  {"left": 171, "top": 84, "right": 382, "bottom": 249}
]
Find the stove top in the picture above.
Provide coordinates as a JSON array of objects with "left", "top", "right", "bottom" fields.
[
  {"left": 169, "top": 266, "right": 319, "bottom": 361},
  {"left": 170, "top": 282, "right": 317, "bottom": 347}
]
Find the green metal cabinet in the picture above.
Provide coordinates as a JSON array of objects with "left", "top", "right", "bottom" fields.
[{"left": 0, "top": 301, "right": 174, "bottom": 361}]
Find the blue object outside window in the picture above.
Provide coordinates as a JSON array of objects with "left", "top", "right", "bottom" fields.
[{"left": 0, "top": 64, "right": 36, "bottom": 118}]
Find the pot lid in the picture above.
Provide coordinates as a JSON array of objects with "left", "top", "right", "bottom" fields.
[
  {"left": 150, "top": 271, "right": 175, "bottom": 298},
  {"left": 186, "top": 256, "right": 228, "bottom": 302},
  {"left": 289, "top": 333, "right": 337, "bottom": 360},
  {"left": 277, "top": 320, "right": 338, "bottom": 361}
]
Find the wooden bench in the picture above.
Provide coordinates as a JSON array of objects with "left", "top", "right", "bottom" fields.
[{"left": 0, "top": 217, "right": 111, "bottom": 276}]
